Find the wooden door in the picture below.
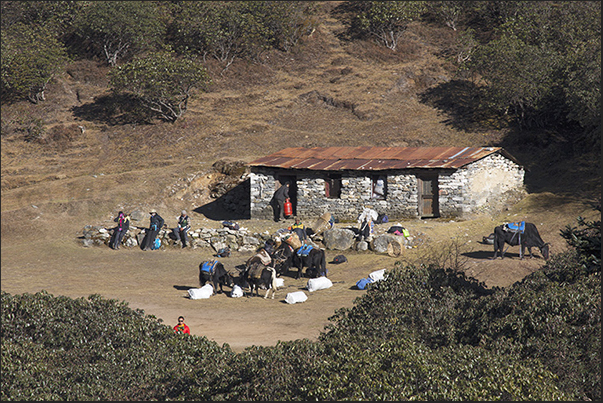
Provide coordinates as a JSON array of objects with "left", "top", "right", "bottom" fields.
[{"left": 418, "top": 174, "right": 439, "bottom": 218}]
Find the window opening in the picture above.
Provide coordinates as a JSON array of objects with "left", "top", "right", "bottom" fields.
[
  {"left": 371, "top": 175, "right": 387, "bottom": 199},
  {"left": 325, "top": 174, "right": 342, "bottom": 198}
]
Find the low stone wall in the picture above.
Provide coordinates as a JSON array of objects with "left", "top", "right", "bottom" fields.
[
  {"left": 81, "top": 222, "right": 423, "bottom": 256},
  {"left": 81, "top": 224, "right": 269, "bottom": 253}
]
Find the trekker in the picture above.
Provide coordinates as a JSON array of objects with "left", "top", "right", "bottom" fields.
[
  {"left": 288, "top": 217, "right": 307, "bottom": 242},
  {"left": 173, "top": 316, "right": 190, "bottom": 334},
  {"left": 110, "top": 211, "right": 130, "bottom": 250},
  {"left": 172, "top": 210, "right": 191, "bottom": 248},
  {"left": 270, "top": 182, "right": 290, "bottom": 222},
  {"left": 141, "top": 209, "right": 164, "bottom": 251}
]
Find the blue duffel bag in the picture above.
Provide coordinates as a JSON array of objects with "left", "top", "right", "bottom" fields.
[{"left": 356, "top": 277, "right": 375, "bottom": 290}]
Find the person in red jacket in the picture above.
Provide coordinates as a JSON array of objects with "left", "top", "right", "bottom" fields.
[{"left": 173, "top": 316, "right": 190, "bottom": 334}]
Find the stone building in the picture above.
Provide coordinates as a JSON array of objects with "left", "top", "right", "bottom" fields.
[{"left": 247, "top": 146, "right": 525, "bottom": 221}]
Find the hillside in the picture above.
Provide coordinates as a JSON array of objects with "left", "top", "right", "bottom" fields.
[{"left": 1, "top": 1, "right": 600, "bottom": 351}]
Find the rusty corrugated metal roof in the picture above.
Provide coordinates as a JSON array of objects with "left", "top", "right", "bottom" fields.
[{"left": 248, "top": 146, "right": 521, "bottom": 171}]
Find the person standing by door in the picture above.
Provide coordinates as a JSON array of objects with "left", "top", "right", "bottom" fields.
[{"left": 270, "top": 181, "right": 290, "bottom": 222}]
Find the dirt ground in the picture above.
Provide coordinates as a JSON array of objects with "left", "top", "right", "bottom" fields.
[{"left": 1, "top": 194, "right": 597, "bottom": 353}]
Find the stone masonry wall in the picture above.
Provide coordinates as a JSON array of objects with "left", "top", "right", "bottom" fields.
[
  {"left": 250, "top": 152, "right": 524, "bottom": 221},
  {"left": 81, "top": 223, "right": 271, "bottom": 253},
  {"left": 250, "top": 168, "right": 420, "bottom": 221}
]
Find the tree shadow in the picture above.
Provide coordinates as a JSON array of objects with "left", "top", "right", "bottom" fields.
[
  {"left": 462, "top": 250, "right": 497, "bottom": 260},
  {"left": 71, "top": 93, "right": 153, "bottom": 125},
  {"left": 419, "top": 79, "right": 500, "bottom": 133}
]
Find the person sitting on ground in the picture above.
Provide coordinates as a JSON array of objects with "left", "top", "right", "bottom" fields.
[
  {"left": 172, "top": 210, "right": 191, "bottom": 248},
  {"left": 288, "top": 217, "right": 307, "bottom": 242},
  {"left": 173, "top": 316, "right": 190, "bottom": 334}
]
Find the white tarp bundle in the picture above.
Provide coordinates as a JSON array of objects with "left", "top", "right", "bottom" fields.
[
  {"left": 307, "top": 276, "right": 333, "bottom": 292},
  {"left": 230, "top": 284, "right": 244, "bottom": 298},
  {"left": 357, "top": 207, "right": 378, "bottom": 224},
  {"left": 285, "top": 291, "right": 308, "bottom": 304},
  {"left": 188, "top": 284, "right": 213, "bottom": 299},
  {"left": 369, "top": 269, "right": 386, "bottom": 282},
  {"left": 275, "top": 277, "right": 285, "bottom": 288}
]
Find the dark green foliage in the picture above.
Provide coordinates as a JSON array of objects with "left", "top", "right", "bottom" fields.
[
  {"left": 349, "top": 1, "right": 427, "bottom": 50},
  {"left": 108, "top": 51, "right": 212, "bottom": 122},
  {"left": 1, "top": 23, "right": 70, "bottom": 103},
  {"left": 1, "top": 291, "right": 235, "bottom": 401},
  {"left": 71, "top": 1, "right": 165, "bottom": 66},
  {"left": 463, "top": 1, "right": 601, "bottom": 143},
  {"left": 559, "top": 208, "right": 601, "bottom": 275},
  {"left": 168, "top": 1, "right": 316, "bottom": 67}
]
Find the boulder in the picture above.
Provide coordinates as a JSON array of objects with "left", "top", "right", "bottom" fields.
[
  {"left": 323, "top": 228, "right": 356, "bottom": 250},
  {"left": 371, "top": 234, "right": 406, "bottom": 254}
]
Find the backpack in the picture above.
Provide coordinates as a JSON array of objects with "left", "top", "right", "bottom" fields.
[
  {"left": 376, "top": 213, "right": 389, "bottom": 224},
  {"left": 151, "top": 238, "right": 161, "bottom": 250},
  {"left": 332, "top": 254, "right": 347, "bottom": 264},
  {"left": 222, "top": 221, "right": 240, "bottom": 230},
  {"left": 216, "top": 246, "right": 231, "bottom": 258}
]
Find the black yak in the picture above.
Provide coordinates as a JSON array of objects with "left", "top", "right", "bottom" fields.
[{"left": 492, "top": 222, "right": 550, "bottom": 260}]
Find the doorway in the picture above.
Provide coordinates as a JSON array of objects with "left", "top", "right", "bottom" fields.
[
  {"left": 418, "top": 173, "right": 439, "bottom": 218},
  {"left": 277, "top": 175, "right": 297, "bottom": 216}
]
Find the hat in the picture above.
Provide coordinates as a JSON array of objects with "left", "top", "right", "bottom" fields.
[
  {"left": 181, "top": 210, "right": 187, "bottom": 215},
  {"left": 149, "top": 209, "right": 157, "bottom": 214}
]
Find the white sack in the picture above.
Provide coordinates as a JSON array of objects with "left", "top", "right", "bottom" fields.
[
  {"left": 230, "top": 284, "right": 243, "bottom": 298},
  {"left": 307, "top": 276, "right": 333, "bottom": 292},
  {"left": 275, "top": 277, "right": 285, "bottom": 288},
  {"left": 369, "top": 269, "right": 386, "bottom": 282},
  {"left": 188, "top": 284, "right": 213, "bottom": 299},
  {"left": 285, "top": 291, "right": 308, "bottom": 304}
]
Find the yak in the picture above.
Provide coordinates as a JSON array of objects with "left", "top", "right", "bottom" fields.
[
  {"left": 199, "top": 260, "right": 235, "bottom": 294},
  {"left": 271, "top": 243, "right": 295, "bottom": 277},
  {"left": 492, "top": 221, "right": 550, "bottom": 260},
  {"left": 240, "top": 260, "right": 279, "bottom": 299},
  {"left": 291, "top": 246, "right": 327, "bottom": 279}
]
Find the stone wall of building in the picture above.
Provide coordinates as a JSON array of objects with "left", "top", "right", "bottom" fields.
[
  {"left": 249, "top": 152, "right": 525, "bottom": 221},
  {"left": 250, "top": 168, "right": 421, "bottom": 221},
  {"left": 439, "top": 153, "right": 525, "bottom": 217}
]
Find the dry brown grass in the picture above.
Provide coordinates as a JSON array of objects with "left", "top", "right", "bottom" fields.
[{"left": 1, "top": 3, "right": 600, "bottom": 351}]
